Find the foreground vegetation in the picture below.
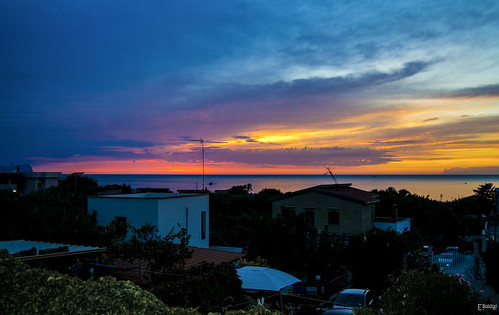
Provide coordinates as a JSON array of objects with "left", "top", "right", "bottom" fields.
[
  {"left": 0, "top": 250, "right": 195, "bottom": 314},
  {"left": 357, "top": 269, "right": 484, "bottom": 314}
]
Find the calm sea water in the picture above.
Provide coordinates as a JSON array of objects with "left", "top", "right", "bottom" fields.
[{"left": 87, "top": 174, "right": 498, "bottom": 201}]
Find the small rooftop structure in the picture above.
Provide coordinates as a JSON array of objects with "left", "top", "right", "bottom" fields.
[
  {"left": 375, "top": 217, "right": 411, "bottom": 233},
  {"left": 0, "top": 240, "right": 105, "bottom": 261}
]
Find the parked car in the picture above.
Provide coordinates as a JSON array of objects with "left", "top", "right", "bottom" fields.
[
  {"left": 324, "top": 288, "right": 373, "bottom": 314},
  {"left": 438, "top": 253, "right": 454, "bottom": 267}
]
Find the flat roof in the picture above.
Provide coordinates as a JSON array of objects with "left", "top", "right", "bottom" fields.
[
  {"left": 0, "top": 240, "right": 105, "bottom": 261},
  {"left": 89, "top": 192, "right": 205, "bottom": 199}
]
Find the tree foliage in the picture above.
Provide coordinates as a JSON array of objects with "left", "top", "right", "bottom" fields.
[
  {"left": 107, "top": 222, "right": 193, "bottom": 283},
  {"left": 357, "top": 269, "right": 483, "bottom": 315},
  {"left": 483, "top": 242, "right": 499, "bottom": 292},
  {"left": 227, "top": 184, "right": 253, "bottom": 195},
  {"left": 473, "top": 183, "right": 496, "bottom": 215},
  {"left": 347, "top": 229, "right": 421, "bottom": 291},
  {"left": 209, "top": 189, "right": 274, "bottom": 247},
  {"left": 248, "top": 212, "right": 347, "bottom": 284},
  {"left": 0, "top": 250, "right": 199, "bottom": 315},
  {"left": 149, "top": 262, "right": 245, "bottom": 314},
  {"left": 0, "top": 175, "right": 133, "bottom": 245}
]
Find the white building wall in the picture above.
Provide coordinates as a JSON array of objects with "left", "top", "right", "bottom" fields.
[
  {"left": 375, "top": 218, "right": 411, "bottom": 233},
  {"left": 88, "top": 197, "right": 159, "bottom": 229},
  {"left": 88, "top": 193, "right": 209, "bottom": 248},
  {"left": 157, "top": 194, "right": 209, "bottom": 248}
]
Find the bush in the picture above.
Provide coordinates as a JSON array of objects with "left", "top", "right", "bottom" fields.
[
  {"left": 357, "top": 269, "right": 484, "bottom": 314},
  {"left": 0, "top": 251, "right": 199, "bottom": 314}
]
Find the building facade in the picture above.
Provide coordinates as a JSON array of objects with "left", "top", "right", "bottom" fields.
[
  {"left": 272, "top": 184, "right": 379, "bottom": 235},
  {"left": 88, "top": 192, "right": 209, "bottom": 248},
  {"left": 0, "top": 171, "right": 61, "bottom": 193}
]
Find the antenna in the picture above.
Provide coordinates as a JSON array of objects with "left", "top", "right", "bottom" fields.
[
  {"left": 323, "top": 165, "right": 339, "bottom": 185},
  {"left": 190, "top": 138, "right": 205, "bottom": 189}
]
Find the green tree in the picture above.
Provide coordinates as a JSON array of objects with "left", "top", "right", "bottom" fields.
[
  {"left": 110, "top": 223, "right": 193, "bottom": 282},
  {"left": 257, "top": 188, "right": 283, "bottom": 196},
  {"left": 357, "top": 269, "right": 483, "bottom": 314},
  {"left": 0, "top": 250, "right": 198, "bottom": 315},
  {"left": 149, "top": 262, "right": 245, "bottom": 314},
  {"left": 374, "top": 187, "right": 465, "bottom": 246},
  {"left": 227, "top": 184, "right": 253, "bottom": 195},
  {"left": 474, "top": 183, "right": 496, "bottom": 216},
  {"left": 210, "top": 191, "right": 271, "bottom": 247},
  {"left": 348, "top": 229, "right": 420, "bottom": 291},
  {"left": 248, "top": 212, "right": 316, "bottom": 278},
  {"left": 483, "top": 242, "right": 499, "bottom": 292}
]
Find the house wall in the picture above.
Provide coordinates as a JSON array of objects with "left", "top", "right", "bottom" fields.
[
  {"left": 375, "top": 218, "right": 411, "bottom": 233},
  {"left": 22, "top": 172, "right": 61, "bottom": 194},
  {"left": 157, "top": 195, "right": 209, "bottom": 248},
  {"left": 272, "top": 191, "right": 375, "bottom": 235},
  {"left": 88, "top": 196, "right": 159, "bottom": 230},
  {"left": 88, "top": 193, "right": 209, "bottom": 248}
]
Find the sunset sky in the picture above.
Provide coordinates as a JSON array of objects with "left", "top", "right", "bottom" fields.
[{"left": 1, "top": 1, "right": 498, "bottom": 175}]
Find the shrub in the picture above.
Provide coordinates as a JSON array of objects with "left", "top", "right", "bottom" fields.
[
  {"left": 357, "top": 269, "right": 483, "bottom": 314},
  {"left": 0, "top": 251, "right": 198, "bottom": 314}
]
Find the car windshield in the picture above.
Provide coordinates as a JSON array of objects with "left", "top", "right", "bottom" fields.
[{"left": 335, "top": 293, "right": 364, "bottom": 307}]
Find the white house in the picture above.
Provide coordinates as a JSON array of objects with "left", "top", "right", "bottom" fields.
[
  {"left": 88, "top": 192, "right": 209, "bottom": 248},
  {"left": 0, "top": 170, "right": 61, "bottom": 193},
  {"left": 374, "top": 217, "right": 411, "bottom": 233}
]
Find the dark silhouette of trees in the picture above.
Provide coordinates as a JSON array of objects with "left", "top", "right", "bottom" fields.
[
  {"left": 347, "top": 229, "right": 421, "bottom": 291},
  {"left": 357, "top": 269, "right": 483, "bottom": 314},
  {"left": 473, "top": 183, "right": 496, "bottom": 215}
]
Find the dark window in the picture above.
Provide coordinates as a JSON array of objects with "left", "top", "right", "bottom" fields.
[
  {"left": 201, "top": 211, "right": 206, "bottom": 240},
  {"left": 281, "top": 206, "right": 296, "bottom": 216},
  {"left": 305, "top": 210, "right": 315, "bottom": 225},
  {"left": 328, "top": 209, "right": 339, "bottom": 225}
]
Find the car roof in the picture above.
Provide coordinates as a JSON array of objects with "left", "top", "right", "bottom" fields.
[{"left": 340, "top": 289, "right": 368, "bottom": 295}]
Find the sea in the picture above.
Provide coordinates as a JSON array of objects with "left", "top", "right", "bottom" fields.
[{"left": 86, "top": 174, "right": 499, "bottom": 202}]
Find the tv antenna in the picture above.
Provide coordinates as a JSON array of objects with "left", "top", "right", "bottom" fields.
[
  {"left": 323, "top": 165, "right": 339, "bottom": 185},
  {"left": 190, "top": 138, "right": 205, "bottom": 190}
]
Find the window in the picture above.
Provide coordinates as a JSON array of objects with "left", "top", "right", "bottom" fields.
[
  {"left": 201, "top": 211, "right": 206, "bottom": 240},
  {"left": 328, "top": 208, "right": 339, "bottom": 225},
  {"left": 281, "top": 206, "right": 296, "bottom": 216},
  {"left": 305, "top": 210, "right": 315, "bottom": 225}
]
